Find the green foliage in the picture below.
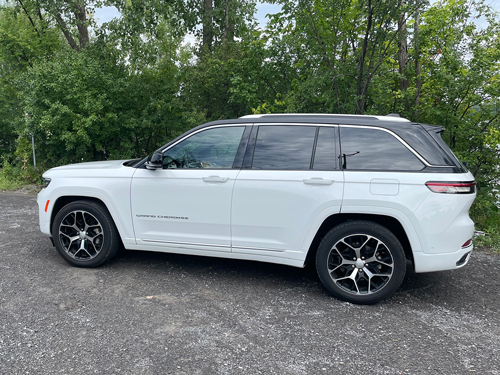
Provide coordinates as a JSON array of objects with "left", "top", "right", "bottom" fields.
[
  {"left": 16, "top": 40, "right": 193, "bottom": 165},
  {"left": 0, "top": 1, "right": 65, "bottom": 166},
  {"left": 0, "top": 76, "right": 18, "bottom": 165},
  {"left": 19, "top": 46, "right": 131, "bottom": 165},
  {"left": 0, "top": 156, "right": 43, "bottom": 190},
  {"left": 471, "top": 190, "right": 500, "bottom": 251}
]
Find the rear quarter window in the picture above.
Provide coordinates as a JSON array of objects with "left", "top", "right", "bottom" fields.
[{"left": 391, "top": 126, "right": 456, "bottom": 166}]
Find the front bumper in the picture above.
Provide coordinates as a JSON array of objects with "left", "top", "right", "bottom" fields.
[{"left": 37, "top": 189, "right": 52, "bottom": 237}]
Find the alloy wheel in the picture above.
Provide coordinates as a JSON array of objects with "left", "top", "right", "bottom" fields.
[
  {"left": 327, "top": 234, "right": 394, "bottom": 295},
  {"left": 58, "top": 210, "right": 104, "bottom": 261}
]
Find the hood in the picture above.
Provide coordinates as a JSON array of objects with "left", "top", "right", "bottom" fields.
[
  {"left": 44, "top": 160, "right": 131, "bottom": 175},
  {"left": 46, "top": 160, "right": 130, "bottom": 173}
]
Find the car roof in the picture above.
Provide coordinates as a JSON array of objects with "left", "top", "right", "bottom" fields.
[{"left": 154, "top": 114, "right": 444, "bottom": 156}]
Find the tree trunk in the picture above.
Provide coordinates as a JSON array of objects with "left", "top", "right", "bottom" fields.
[
  {"left": 223, "top": 0, "right": 235, "bottom": 43},
  {"left": 202, "top": 0, "right": 213, "bottom": 52},
  {"left": 17, "top": 0, "right": 41, "bottom": 36},
  {"left": 73, "top": 0, "right": 89, "bottom": 49},
  {"left": 54, "top": 13, "right": 80, "bottom": 51},
  {"left": 398, "top": 4, "right": 408, "bottom": 93},
  {"left": 398, "top": 3, "right": 409, "bottom": 114},
  {"left": 355, "top": 0, "right": 373, "bottom": 114},
  {"left": 414, "top": 11, "right": 421, "bottom": 119}
]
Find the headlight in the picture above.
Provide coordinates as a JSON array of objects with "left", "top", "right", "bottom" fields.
[{"left": 42, "top": 177, "right": 51, "bottom": 189}]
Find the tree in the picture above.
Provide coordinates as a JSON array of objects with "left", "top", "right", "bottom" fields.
[
  {"left": 173, "top": 0, "right": 256, "bottom": 54},
  {"left": 0, "top": 2, "right": 65, "bottom": 165}
]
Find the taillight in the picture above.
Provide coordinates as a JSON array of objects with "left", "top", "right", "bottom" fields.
[{"left": 425, "top": 181, "right": 476, "bottom": 194}]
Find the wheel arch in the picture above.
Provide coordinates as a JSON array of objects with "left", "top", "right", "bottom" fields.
[
  {"left": 305, "top": 213, "right": 414, "bottom": 268},
  {"left": 50, "top": 196, "right": 125, "bottom": 248}
]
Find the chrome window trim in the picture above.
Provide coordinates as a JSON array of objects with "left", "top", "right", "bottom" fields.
[
  {"left": 161, "top": 122, "right": 452, "bottom": 169},
  {"left": 339, "top": 124, "right": 453, "bottom": 168},
  {"left": 253, "top": 122, "right": 432, "bottom": 167}
]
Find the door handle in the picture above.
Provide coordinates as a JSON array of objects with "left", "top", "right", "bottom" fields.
[
  {"left": 202, "top": 176, "right": 229, "bottom": 183},
  {"left": 303, "top": 178, "right": 334, "bottom": 186}
]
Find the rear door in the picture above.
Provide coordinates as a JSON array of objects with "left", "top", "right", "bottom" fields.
[{"left": 231, "top": 124, "right": 344, "bottom": 257}]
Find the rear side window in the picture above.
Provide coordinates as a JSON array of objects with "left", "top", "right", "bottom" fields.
[
  {"left": 340, "top": 127, "right": 424, "bottom": 171},
  {"left": 252, "top": 126, "right": 316, "bottom": 170}
]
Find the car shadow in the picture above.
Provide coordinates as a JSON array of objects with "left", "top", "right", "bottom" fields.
[{"left": 110, "top": 249, "right": 450, "bottom": 302}]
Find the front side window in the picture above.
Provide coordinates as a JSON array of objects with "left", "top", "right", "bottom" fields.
[
  {"left": 340, "top": 127, "right": 424, "bottom": 171},
  {"left": 163, "top": 126, "right": 245, "bottom": 169},
  {"left": 251, "top": 125, "right": 316, "bottom": 170}
]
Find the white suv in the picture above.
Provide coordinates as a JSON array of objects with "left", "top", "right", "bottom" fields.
[{"left": 37, "top": 114, "right": 476, "bottom": 304}]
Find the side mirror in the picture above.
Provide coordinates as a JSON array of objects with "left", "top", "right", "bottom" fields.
[{"left": 145, "top": 152, "right": 163, "bottom": 170}]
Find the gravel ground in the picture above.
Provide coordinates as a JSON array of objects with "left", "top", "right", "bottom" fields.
[{"left": 1, "top": 191, "right": 499, "bottom": 375}]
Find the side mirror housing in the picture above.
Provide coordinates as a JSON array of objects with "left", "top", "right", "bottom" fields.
[{"left": 145, "top": 152, "right": 162, "bottom": 170}]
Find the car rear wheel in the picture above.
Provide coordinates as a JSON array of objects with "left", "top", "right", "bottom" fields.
[
  {"left": 316, "top": 220, "right": 406, "bottom": 304},
  {"left": 51, "top": 200, "right": 120, "bottom": 268}
]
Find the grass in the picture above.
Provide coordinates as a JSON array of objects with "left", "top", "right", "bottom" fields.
[
  {"left": 474, "top": 231, "right": 500, "bottom": 253},
  {"left": 0, "top": 162, "right": 43, "bottom": 192},
  {"left": 0, "top": 175, "right": 25, "bottom": 191}
]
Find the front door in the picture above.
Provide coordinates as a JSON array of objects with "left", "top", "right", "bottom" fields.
[{"left": 131, "top": 125, "right": 247, "bottom": 252}]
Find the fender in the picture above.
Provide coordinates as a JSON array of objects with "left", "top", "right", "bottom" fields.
[
  {"left": 300, "top": 205, "right": 424, "bottom": 265},
  {"left": 338, "top": 205, "right": 424, "bottom": 254},
  {"left": 42, "top": 178, "right": 135, "bottom": 246}
]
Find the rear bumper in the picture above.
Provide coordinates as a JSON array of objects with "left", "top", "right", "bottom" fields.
[{"left": 413, "top": 244, "right": 473, "bottom": 273}]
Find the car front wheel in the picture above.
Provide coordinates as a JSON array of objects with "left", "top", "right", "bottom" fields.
[
  {"left": 316, "top": 220, "right": 406, "bottom": 304},
  {"left": 51, "top": 200, "right": 120, "bottom": 268}
]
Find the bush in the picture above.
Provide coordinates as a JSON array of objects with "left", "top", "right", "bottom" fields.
[
  {"left": 470, "top": 189, "right": 500, "bottom": 252},
  {"left": 0, "top": 155, "right": 43, "bottom": 191}
]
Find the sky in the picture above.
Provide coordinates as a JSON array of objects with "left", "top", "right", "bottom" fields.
[
  {"left": 94, "top": 0, "right": 500, "bottom": 29},
  {"left": 93, "top": 2, "right": 282, "bottom": 28}
]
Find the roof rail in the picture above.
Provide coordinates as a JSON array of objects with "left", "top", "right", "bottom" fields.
[{"left": 239, "top": 113, "right": 410, "bottom": 123}]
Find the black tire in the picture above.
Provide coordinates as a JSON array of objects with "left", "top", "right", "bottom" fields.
[
  {"left": 51, "top": 200, "right": 121, "bottom": 268},
  {"left": 316, "top": 220, "right": 406, "bottom": 304}
]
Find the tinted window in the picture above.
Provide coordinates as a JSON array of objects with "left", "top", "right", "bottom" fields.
[
  {"left": 340, "top": 127, "right": 424, "bottom": 171},
  {"left": 391, "top": 126, "right": 455, "bottom": 166},
  {"left": 252, "top": 126, "right": 316, "bottom": 170},
  {"left": 428, "top": 128, "right": 466, "bottom": 170},
  {"left": 313, "top": 127, "right": 339, "bottom": 170},
  {"left": 163, "top": 126, "right": 245, "bottom": 169}
]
